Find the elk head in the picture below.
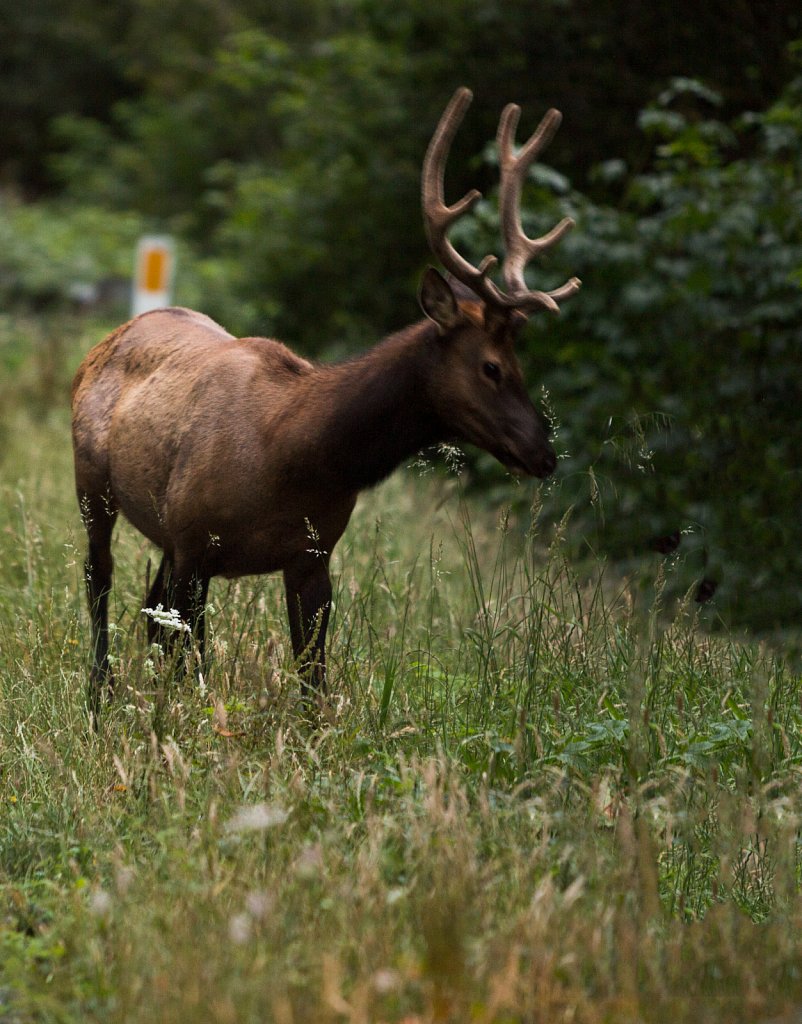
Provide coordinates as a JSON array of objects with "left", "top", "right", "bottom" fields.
[{"left": 419, "top": 87, "right": 580, "bottom": 479}]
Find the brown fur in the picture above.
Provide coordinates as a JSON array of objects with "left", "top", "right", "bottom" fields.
[{"left": 72, "top": 275, "right": 556, "bottom": 714}]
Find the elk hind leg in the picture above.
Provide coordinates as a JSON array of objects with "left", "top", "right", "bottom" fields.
[
  {"left": 284, "top": 557, "right": 332, "bottom": 703},
  {"left": 80, "top": 491, "right": 118, "bottom": 718},
  {"left": 144, "top": 553, "right": 173, "bottom": 648},
  {"left": 167, "top": 555, "right": 211, "bottom": 676}
]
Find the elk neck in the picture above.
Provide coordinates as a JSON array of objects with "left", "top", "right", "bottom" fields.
[{"left": 311, "top": 320, "right": 447, "bottom": 492}]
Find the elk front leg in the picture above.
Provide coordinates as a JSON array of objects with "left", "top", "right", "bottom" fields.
[{"left": 283, "top": 557, "right": 332, "bottom": 698}]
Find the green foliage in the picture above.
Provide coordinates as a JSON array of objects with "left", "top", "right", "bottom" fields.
[
  {"left": 31, "top": 0, "right": 800, "bottom": 347},
  {"left": 0, "top": 197, "right": 143, "bottom": 308},
  {"left": 467, "top": 74, "right": 802, "bottom": 635},
  {"left": 204, "top": 27, "right": 415, "bottom": 344},
  {"left": 51, "top": 21, "right": 417, "bottom": 342}
]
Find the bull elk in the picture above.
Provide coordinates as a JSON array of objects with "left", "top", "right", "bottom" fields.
[{"left": 71, "top": 87, "right": 580, "bottom": 716}]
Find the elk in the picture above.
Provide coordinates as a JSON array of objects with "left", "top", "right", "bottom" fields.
[{"left": 71, "top": 87, "right": 580, "bottom": 716}]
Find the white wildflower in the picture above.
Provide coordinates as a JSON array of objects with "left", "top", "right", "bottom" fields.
[
  {"left": 225, "top": 802, "right": 288, "bottom": 834},
  {"left": 141, "top": 604, "right": 190, "bottom": 633},
  {"left": 245, "top": 890, "right": 274, "bottom": 920},
  {"left": 372, "top": 968, "right": 400, "bottom": 994},
  {"left": 228, "top": 912, "right": 251, "bottom": 945},
  {"left": 88, "top": 888, "right": 113, "bottom": 918}
]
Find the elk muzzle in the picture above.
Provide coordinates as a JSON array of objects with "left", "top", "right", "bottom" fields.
[{"left": 496, "top": 409, "right": 556, "bottom": 479}]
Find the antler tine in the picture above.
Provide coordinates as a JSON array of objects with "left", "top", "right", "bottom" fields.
[
  {"left": 546, "top": 276, "right": 583, "bottom": 305},
  {"left": 422, "top": 88, "right": 506, "bottom": 304},
  {"left": 422, "top": 89, "right": 580, "bottom": 316},
  {"left": 497, "top": 103, "right": 579, "bottom": 312}
]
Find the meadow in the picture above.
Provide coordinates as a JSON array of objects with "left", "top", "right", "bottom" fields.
[{"left": 1, "top": 326, "right": 802, "bottom": 1023}]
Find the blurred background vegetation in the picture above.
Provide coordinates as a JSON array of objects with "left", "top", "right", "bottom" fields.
[{"left": 1, "top": 0, "right": 800, "bottom": 637}]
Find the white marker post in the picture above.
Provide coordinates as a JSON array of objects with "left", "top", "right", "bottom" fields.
[{"left": 132, "top": 235, "right": 176, "bottom": 316}]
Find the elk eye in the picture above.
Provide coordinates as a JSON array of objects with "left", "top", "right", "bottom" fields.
[{"left": 483, "top": 361, "right": 501, "bottom": 382}]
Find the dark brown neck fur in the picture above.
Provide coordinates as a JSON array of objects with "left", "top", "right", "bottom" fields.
[{"left": 313, "top": 320, "right": 447, "bottom": 492}]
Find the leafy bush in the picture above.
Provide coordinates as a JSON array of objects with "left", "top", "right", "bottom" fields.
[
  {"left": 0, "top": 197, "right": 143, "bottom": 310},
  {"left": 471, "top": 74, "right": 802, "bottom": 635}
]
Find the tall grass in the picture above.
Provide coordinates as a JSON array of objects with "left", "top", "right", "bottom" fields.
[{"left": 1, "top": 392, "right": 801, "bottom": 1022}]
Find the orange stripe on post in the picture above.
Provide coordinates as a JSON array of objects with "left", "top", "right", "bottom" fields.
[{"left": 143, "top": 248, "right": 168, "bottom": 292}]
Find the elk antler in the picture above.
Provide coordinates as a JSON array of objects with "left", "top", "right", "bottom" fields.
[{"left": 422, "top": 87, "right": 581, "bottom": 315}]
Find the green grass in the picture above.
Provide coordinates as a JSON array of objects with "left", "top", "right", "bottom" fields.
[{"left": 1, "top": 392, "right": 802, "bottom": 1023}]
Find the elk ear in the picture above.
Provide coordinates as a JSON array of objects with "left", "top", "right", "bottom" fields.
[{"left": 419, "top": 267, "right": 460, "bottom": 334}]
